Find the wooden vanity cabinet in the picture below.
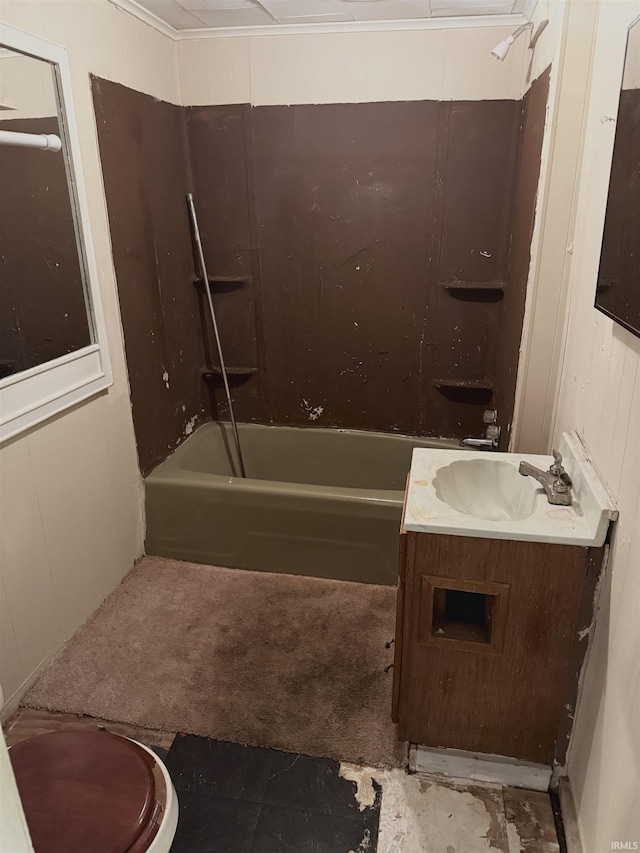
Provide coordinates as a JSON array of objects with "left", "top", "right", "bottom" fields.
[{"left": 392, "top": 521, "right": 596, "bottom": 764}]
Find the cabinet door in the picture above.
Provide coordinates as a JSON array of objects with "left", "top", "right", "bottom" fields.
[{"left": 397, "top": 532, "right": 588, "bottom": 764}]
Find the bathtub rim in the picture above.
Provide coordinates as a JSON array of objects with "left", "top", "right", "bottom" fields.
[
  {"left": 145, "top": 466, "right": 405, "bottom": 508},
  {"left": 147, "top": 420, "right": 464, "bottom": 495}
]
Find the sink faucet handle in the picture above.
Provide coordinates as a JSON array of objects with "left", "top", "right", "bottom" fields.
[
  {"left": 550, "top": 449, "right": 572, "bottom": 489},
  {"left": 550, "top": 449, "right": 564, "bottom": 473}
]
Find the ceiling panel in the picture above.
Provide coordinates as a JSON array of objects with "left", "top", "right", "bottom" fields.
[
  {"left": 190, "top": 5, "right": 277, "bottom": 24},
  {"left": 180, "top": 0, "right": 256, "bottom": 9},
  {"left": 260, "top": 0, "right": 354, "bottom": 21},
  {"left": 134, "top": 0, "right": 530, "bottom": 31},
  {"left": 431, "top": 0, "right": 515, "bottom": 16},
  {"left": 138, "top": 0, "right": 212, "bottom": 28},
  {"left": 347, "top": 0, "right": 434, "bottom": 22}
]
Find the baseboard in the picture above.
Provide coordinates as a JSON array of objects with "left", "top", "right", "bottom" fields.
[
  {"left": 409, "top": 744, "right": 552, "bottom": 791},
  {"left": 558, "top": 777, "right": 584, "bottom": 853},
  {"left": 1, "top": 656, "right": 52, "bottom": 723}
]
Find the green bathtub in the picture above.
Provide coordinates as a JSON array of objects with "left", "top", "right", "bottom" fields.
[{"left": 145, "top": 422, "right": 460, "bottom": 585}]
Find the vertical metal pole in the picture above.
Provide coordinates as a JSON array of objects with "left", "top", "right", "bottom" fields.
[{"left": 187, "top": 193, "right": 246, "bottom": 478}]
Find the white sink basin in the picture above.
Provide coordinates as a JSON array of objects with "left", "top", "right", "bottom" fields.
[
  {"left": 433, "top": 459, "right": 536, "bottom": 522},
  {"left": 404, "top": 432, "right": 618, "bottom": 547}
]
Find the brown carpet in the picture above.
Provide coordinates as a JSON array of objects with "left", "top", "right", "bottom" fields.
[{"left": 25, "top": 557, "right": 406, "bottom": 768}]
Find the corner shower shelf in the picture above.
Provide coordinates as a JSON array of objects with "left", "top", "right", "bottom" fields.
[
  {"left": 440, "top": 281, "right": 505, "bottom": 291},
  {"left": 210, "top": 366, "right": 257, "bottom": 376},
  {"left": 201, "top": 366, "right": 258, "bottom": 384},
  {"left": 433, "top": 378, "right": 494, "bottom": 390},
  {"left": 194, "top": 275, "right": 252, "bottom": 291},
  {"left": 433, "top": 378, "right": 494, "bottom": 406}
]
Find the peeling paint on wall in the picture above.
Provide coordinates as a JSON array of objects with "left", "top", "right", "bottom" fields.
[
  {"left": 301, "top": 397, "right": 324, "bottom": 421},
  {"left": 92, "top": 77, "right": 209, "bottom": 476}
]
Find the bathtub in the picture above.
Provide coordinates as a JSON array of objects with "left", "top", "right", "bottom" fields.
[{"left": 145, "top": 422, "right": 460, "bottom": 585}]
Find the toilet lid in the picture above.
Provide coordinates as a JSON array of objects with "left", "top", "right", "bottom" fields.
[{"left": 10, "top": 730, "right": 157, "bottom": 853}]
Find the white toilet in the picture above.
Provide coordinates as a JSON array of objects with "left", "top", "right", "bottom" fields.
[{"left": 3, "top": 682, "right": 178, "bottom": 853}]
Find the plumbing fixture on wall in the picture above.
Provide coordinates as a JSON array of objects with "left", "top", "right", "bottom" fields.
[
  {"left": 186, "top": 192, "right": 246, "bottom": 478},
  {"left": 491, "top": 22, "right": 534, "bottom": 61},
  {"left": 459, "top": 409, "right": 501, "bottom": 450}
]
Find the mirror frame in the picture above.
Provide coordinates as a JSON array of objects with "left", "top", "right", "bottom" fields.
[{"left": 0, "top": 24, "right": 112, "bottom": 443}]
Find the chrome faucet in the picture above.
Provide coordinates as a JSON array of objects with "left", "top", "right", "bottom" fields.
[
  {"left": 460, "top": 434, "right": 499, "bottom": 450},
  {"left": 519, "top": 450, "right": 573, "bottom": 506},
  {"left": 460, "top": 410, "right": 501, "bottom": 451}
]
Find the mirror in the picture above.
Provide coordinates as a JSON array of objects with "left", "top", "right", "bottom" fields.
[
  {"left": 0, "top": 48, "right": 92, "bottom": 377},
  {"left": 0, "top": 25, "right": 111, "bottom": 442},
  {"left": 595, "top": 17, "right": 640, "bottom": 338}
]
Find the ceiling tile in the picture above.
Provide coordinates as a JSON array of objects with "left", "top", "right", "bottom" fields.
[
  {"left": 179, "top": 0, "right": 255, "bottom": 9},
  {"left": 186, "top": 0, "right": 258, "bottom": 11},
  {"left": 430, "top": 0, "right": 514, "bottom": 15},
  {"left": 347, "top": 0, "right": 433, "bottom": 22},
  {"left": 188, "top": 5, "right": 277, "bottom": 23},
  {"left": 259, "top": 0, "right": 354, "bottom": 22},
  {"left": 139, "top": 0, "right": 211, "bottom": 28}
]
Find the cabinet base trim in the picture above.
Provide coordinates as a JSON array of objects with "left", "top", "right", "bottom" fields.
[{"left": 409, "top": 744, "right": 552, "bottom": 791}]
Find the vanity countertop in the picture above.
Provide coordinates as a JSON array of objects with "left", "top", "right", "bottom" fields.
[{"left": 404, "top": 432, "right": 618, "bottom": 547}]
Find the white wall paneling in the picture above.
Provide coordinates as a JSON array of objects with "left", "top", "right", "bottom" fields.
[
  {"left": 511, "top": 0, "right": 597, "bottom": 454},
  {"left": 177, "top": 25, "right": 534, "bottom": 105},
  {"left": 0, "top": 0, "right": 180, "bottom": 714},
  {"left": 531, "top": 1, "right": 640, "bottom": 849}
]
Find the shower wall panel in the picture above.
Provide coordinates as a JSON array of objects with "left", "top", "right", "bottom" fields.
[
  {"left": 187, "top": 98, "right": 522, "bottom": 438},
  {"left": 93, "top": 76, "right": 549, "bottom": 472},
  {"left": 250, "top": 101, "right": 440, "bottom": 435},
  {"left": 185, "top": 105, "right": 262, "bottom": 422},
  {"left": 495, "top": 68, "right": 551, "bottom": 445},
  {"left": 92, "top": 78, "right": 208, "bottom": 475},
  {"left": 424, "top": 101, "right": 520, "bottom": 440}
]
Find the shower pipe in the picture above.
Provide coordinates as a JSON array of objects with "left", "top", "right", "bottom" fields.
[
  {"left": 186, "top": 192, "right": 247, "bottom": 478},
  {"left": 0, "top": 129, "right": 62, "bottom": 151}
]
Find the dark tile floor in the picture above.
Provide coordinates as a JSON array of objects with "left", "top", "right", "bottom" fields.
[
  {"left": 4, "top": 709, "right": 562, "bottom": 853},
  {"left": 165, "top": 734, "right": 381, "bottom": 853}
]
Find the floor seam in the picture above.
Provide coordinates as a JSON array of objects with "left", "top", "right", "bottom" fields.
[{"left": 247, "top": 800, "right": 265, "bottom": 853}]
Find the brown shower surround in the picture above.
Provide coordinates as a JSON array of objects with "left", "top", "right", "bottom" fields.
[{"left": 92, "top": 71, "right": 549, "bottom": 475}]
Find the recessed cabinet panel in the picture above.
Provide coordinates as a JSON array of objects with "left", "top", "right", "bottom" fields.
[{"left": 419, "top": 575, "right": 509, "bottom": 654}]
